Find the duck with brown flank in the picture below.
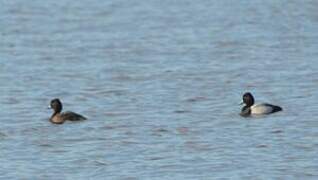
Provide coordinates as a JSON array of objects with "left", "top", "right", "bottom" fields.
[{"left": 49, "top": 98, "right": 86, "bottom": 124}]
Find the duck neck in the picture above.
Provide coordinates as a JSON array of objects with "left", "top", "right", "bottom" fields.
[
  {"left": 52, "top": 109, "right": 61, "bottom": 117},
  {"left": 241, "top": 106, "right": 251, "bottom": 116},
  {"left": 248, "top": 98, "right": 254, "bottom": 107}
]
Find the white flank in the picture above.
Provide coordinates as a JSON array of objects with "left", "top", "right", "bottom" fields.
[{"left": 250, "top": 104, "right": 273, "bottom": 114}]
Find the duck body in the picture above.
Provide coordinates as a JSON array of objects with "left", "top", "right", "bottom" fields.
[
  {"left": 240, "top": 92, "right": 282, "bottom": 117},
  {"left": 49, "top": 99, "right": 86, "bottom": 124},
  {"left": 250, "top": 103, "right": 282, "bottom": 114},
  {"left": 50, "top": 111, "right": 86, "bottom": 124}
]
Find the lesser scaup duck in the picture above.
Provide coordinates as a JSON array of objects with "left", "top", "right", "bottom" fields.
[
  {"left": 49, "top": 98, "right": 86, "bottom": 124},
  {"left": 240, "top": 92, "right": 282, "bottom": 117}
]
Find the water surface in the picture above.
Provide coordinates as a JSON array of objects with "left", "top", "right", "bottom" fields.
[{"left": 1, "top": 0, "right": 318, "bottom": 179}]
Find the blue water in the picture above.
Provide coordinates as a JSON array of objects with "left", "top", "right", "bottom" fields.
[{"left": 1, "top": 0, "right": 318, "bottom": 179}]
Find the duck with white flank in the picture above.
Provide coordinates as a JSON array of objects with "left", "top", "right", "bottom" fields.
[{"left": 240, "top": 92, "right": 282, "bottom": 117}]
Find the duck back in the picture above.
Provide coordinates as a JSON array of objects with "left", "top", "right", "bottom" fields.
[{"left": 61, "top": 111, "right": 87, "bottom": 121}]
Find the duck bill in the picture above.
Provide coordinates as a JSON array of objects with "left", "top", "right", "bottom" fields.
[{"left": 239, "top": 102, "right": 244, "bottom": 105}]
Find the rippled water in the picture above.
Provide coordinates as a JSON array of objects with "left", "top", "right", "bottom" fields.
[{"left": 1, "top": 0, "right": 318, "bottom": 179}]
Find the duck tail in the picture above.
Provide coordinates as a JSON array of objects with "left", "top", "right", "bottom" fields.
[{"left": 272, "top": 105, "right": 282, "bottom": 113}]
